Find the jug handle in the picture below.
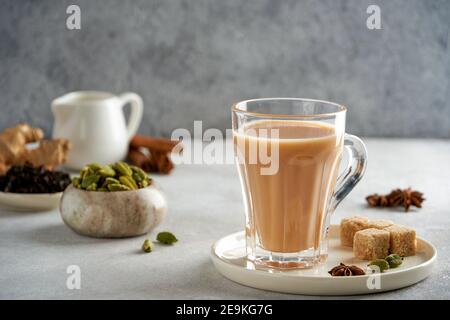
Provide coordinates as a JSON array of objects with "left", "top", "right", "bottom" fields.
[{"left": 119, "top": 93, "right": 144, "bottom": 140}]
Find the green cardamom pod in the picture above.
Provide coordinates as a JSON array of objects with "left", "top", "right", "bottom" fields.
[
  {"left": 72, "top": 177, "right": 81, "bottom": 188},
  {"left": 368, "top": 259, "right": 390, "bottom": 273},
  {"left": 139, "top": 179, "right": 149, "bottom": 188},
  {"left": 86, "top": 182, "right": 97, "bottom": 191},
  {"left": 142, "top": 239, "right": 154, "bottom": 253},
  {"left": 77, "top": 161, "right": 152, "bottom": 192},
  {"left": 131, "top": 166, "right": 148, "bottom": 182},
  {"left": 156, "top": 231, "right": 178, "bottom": 245},
  {"left": 103, "top": 177, "right": 120, "bottom": 186},
  {"left": 87, "top": 163, "right": 103, "bottom": 171},
  {"left": 80, "top": 166, "right": 92, "bottom": 180},
  {"left": 113, "top": 161, "right": 133, "bottom": 176},
  {"left": 98, "top": 165, "right": 116, "bottom": 177},
  {"left": 107, "top": 183, "right": 131, "bottom": 192},
  {"left": 119, "top": 176, "right": 138, "bottom": 190},
  {"left": 132, "top": 172, "right": 142, "bottom": 183},
  {"left": 81, "top": 174, "right": 100, "bottom": 189},
  {"left": 385, "top": 254, "right": 403, "bottom": 268}
]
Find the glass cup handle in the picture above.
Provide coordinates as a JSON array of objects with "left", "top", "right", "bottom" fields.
[{"left": 330, "top": 134, "right": 368, "bottom": 211}]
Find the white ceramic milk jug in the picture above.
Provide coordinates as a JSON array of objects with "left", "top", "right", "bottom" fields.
[{"left": 51, "top": 91, "right": 143, "bottom": 170}]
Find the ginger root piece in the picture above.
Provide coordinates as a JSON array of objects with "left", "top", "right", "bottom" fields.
[
  {"left": 0, "top": 124, "right": 44, "bottom": 166},
  {"left": 20, "top": 139, "right": 71, "bottom": 170},
  {"left": 0, "top": 123, "right": 70, "bottom": 173}
]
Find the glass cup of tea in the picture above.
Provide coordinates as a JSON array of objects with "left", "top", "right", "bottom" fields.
[{"left": 232, "top": 98, "right": 367, "bottom": 269}]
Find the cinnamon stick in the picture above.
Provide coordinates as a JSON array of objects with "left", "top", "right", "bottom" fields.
[
  {"left": 150, "top": 150, "right": 174, "bottom": 174},
  {"left": 130, "top": 135, "right": 182, "bottom": 154},
  {"left": 128, "top": 135, "right": 181, "bottom": 174},
  {"left": 127, "top": 147, "right": 151, "bottom": 169},
  {"left": 127, "top": 147, "right": 174, "bottom": 174}
]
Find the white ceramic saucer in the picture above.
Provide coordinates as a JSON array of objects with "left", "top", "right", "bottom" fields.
[
  {"left": 0, "top": 191, "right": 62, "bottom": 211},
  {"left": 211, "top": 225, "right": 436, "bottom": 295}
]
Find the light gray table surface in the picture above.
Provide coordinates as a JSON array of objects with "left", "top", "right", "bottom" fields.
[{"left": 1, "top": 138, "right": 449, "bottom": 300}]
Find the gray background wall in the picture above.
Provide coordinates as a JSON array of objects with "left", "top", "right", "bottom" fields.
[{"left": 0, "top": 0, "right": 449, "bottom": 138}]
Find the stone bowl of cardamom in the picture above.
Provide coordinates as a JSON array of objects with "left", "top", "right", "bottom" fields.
[{"left": 59, "top": 162, "right": 167, "bottom": 238}]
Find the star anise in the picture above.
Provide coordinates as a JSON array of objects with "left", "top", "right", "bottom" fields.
[
  {"left": 328, "top": 263, "right": 365, "bottom": 276},
  {"left": 366, "top": 194, "right": 389, "bottom": 207},
  {"left": 366, "top": 188, "right": 425, "bottom": 212},
  {"left": 387, "top": 188, "right": 425, "bottom": 212}
]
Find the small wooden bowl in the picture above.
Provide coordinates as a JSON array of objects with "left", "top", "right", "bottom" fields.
[{"left": 59, "top": 184, "right": 167, "bottom": 238}]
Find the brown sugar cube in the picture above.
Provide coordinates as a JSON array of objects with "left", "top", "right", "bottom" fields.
[
  {"left": 384, "top": 224, "right": 416, "bottom": 257},
  {"left": 368, "top": 219, "right": 394, "bottom": 230},
  {"left": 340, "top": 215, "right": 370, "bottom": 247},
  {"left": 353, "top": 228, "right": 390, "bottom": 260}
]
